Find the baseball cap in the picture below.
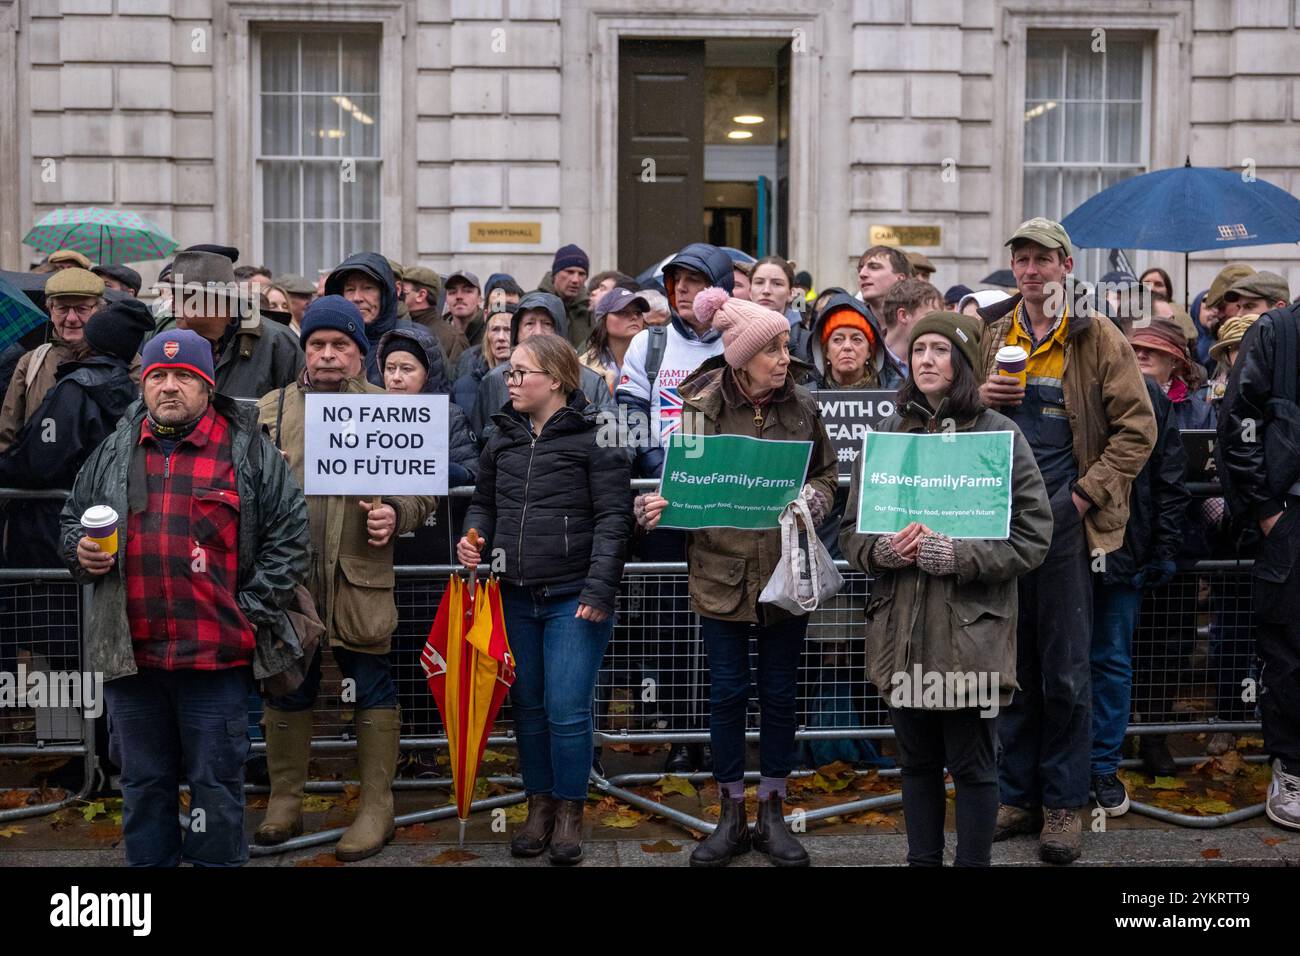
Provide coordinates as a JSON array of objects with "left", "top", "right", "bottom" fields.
[
  {"left": 1005, "top": 217, "right": 1072, "bottom": 257},
  {"left": 444, "top": 269, "right": 480, "bottom": 290},
  {"left": 595, "top": 287, "right": 650, "bottom": 320}
]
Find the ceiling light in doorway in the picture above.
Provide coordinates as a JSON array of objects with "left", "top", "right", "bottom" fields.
[
  {"left": 727, "top": 130, "right": 754, "bottom": 140},
  {"left": 733, "top": 114, "right": 765, "bottom": 125}
]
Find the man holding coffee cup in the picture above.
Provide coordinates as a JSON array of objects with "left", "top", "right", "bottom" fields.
[
  {"left": 975, "top": 218, "right": 1155, "bottom": 864},
  {"left": 59, "top": 328, "right": 309, "bottom": 866}
]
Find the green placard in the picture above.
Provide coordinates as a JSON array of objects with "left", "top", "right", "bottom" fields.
[
  {"left": 856, "top": 431, "right": 1014, "bottom": 539},
  {"left": 658, "top": 434, "right": 813, "bottom": 530}
]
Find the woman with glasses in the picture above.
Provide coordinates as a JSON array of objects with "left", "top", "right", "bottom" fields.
[{"left": 458, "top": 333, "right": 633, "bottom": 865}]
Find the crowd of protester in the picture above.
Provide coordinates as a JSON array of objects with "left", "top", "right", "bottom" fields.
[{"left": 2, "top": 220, "right": 1298, "bottom": 869}]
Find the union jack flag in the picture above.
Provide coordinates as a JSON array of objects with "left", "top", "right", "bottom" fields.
[{"left": 658, "top": 385, "right": 683, "bottom": 439}]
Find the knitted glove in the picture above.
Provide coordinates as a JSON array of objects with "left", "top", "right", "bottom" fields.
[
  {"left": 870, "top": 535, "right": 913, "bottom": 570},
  {"left": 633, "top": 493, "right": 651, "bottom": 529},
  {"left": 801, "top": 484, "right": 829, "bottom": 526},
  {"left": 916, "top": 532, "right": 957, "bottom": 576}
]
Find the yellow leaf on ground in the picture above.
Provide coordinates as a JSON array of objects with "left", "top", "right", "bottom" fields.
[
  {"left": 80, "top": 801, "right": 106, "bottom": 822},
  {"left": 599, "top": 807, "right": 646, "bottom": 829},
  {"left": 481, "top": 749, "right": 510, "bottom": 765},
  {"left": 504, "top": 803, "right": 529, "bottom": 823},
  {"left": 657, "top": 775, "right": 697, "bottom": 798},
  {"left": 300, "top": 795, "right": 336, "bottom": 813},
  {"left": 1150, "top": 776, "right": 1186, "bottom": 790},
  {"left": 0, "top": 826, "right": 25, "bottom": 838},
  {"left": 847, "top": 811, "right": 894, "bottom": 827}
]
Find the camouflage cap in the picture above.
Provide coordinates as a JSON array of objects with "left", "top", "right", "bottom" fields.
[
  {"left": 1223, "top": 270, "right": 1290, "bottom": 305},
  {"left": 45, "top": 267, "right": 105, "bottom": 299},
  {"left": 1005, "top": 217, "right": 1071, "bottom": 257},
  {"left": 1205, "top": 263, "right": 1255, "bottom": 309}
]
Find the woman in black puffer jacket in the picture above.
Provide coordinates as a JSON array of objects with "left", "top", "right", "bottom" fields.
[{"left": 458, "top": 333, "right": 632, "bottom": 866}]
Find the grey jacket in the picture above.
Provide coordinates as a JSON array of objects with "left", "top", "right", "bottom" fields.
[{"left": 59, "top": 395, "right": 310, "bottom": 684}]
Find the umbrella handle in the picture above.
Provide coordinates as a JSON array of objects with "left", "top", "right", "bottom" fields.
[{"left": 466, "top": 528, "right": 482, "bottom": 598}]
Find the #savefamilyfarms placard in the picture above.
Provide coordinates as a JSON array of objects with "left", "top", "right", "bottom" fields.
[
  {"left": 303, "top": 393, "right": 450, "bottom": 496},
  {"left": 658, "top": 433, "right": 813, "bottom": 530},
  {"left": 856, "top": 431, "right": 1014, "bottom": 539}
]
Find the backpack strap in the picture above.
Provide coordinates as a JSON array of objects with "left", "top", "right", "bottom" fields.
[
  {"left": 24, "top": 343, "right": 53, "bottom": 390},
  {"left": 1271, "top": 306, "right": 1297, "bottom": 405},
  {"left": 643, "top": 325, "right": 668, "bottom": 386},
  {"left": 274, "top": 385, "right": 287, "bottom": 451}
]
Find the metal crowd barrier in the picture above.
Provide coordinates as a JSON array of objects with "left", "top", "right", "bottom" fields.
[{"left": 0, "top": 484, "right": 1268, "bottom": 839}]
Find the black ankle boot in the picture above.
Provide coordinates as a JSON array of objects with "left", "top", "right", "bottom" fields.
[
  {"left": 1139, "top": 735, "right": 1178, "bottom": 776},
  {"left": 548, "top": 799, "right": 586, "bottom": 865},
  {"left": 664, "top": 743, "right": 693, "bottom": 774},
  {"left": 510, "top": 794, "right": 558, "bottom": 858},
  {"left": 689, "top": 796, "right": 750, "bottom": 867},
  {"left": 752, "top": 793, "right": 809, "bottom": 867}
]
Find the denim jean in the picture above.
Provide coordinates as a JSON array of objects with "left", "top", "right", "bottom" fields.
[
  {"left": 699, "top": 613, "right": 808, "bottom": 784},
  {"left": 502, "top": 583, "right": 612, "bottom": 800},
  {"left": 998, "top": 485, "right": 1093, "bottom": 809},
  {"left": 265, "top": 645, "right": 397, "bottom": 712},
  {"left": 105, "top": 666, "right": 252, "bottom": 867},
  {"left": 1090, "top": 582, "right": 1142, "bottom": 776}
]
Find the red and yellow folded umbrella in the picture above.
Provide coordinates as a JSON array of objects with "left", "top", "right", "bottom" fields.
[{"left": 421, "top": 542, "right": 514, "bottom": 843}]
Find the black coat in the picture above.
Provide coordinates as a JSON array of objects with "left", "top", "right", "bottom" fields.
[
  {"left": 0, "top": 354, "right": 138, "bottom": 567},
  {"left": 1103, "top": 378, "right": 1188, "bottom": 585},
  {"left": 463, "top": 392, "right": 633, "bottom": 614}
]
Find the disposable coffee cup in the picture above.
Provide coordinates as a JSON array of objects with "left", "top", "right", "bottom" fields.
[
  {"left": 995, "top": 345, "right": 1028, "bottom": 388},
  {"left": 81, "top": 505, "right": 119, "bottom": 557}
]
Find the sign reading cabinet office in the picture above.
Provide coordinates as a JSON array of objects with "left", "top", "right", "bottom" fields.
[{"left": 303, "top": 394, "right": 450, "bottom": 497}]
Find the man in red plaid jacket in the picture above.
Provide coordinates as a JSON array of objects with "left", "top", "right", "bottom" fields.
[{"left": 63, "top": 327, "right": 308, "bottom": 866}]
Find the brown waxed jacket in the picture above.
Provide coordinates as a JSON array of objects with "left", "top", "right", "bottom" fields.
[
  {"left": 257, "top": 373, "right": 436, "bottom": 655},
  {"left": 978, "top": 294, "right": 1156, "bottom": 554},
  {"left": 676, "top": 355, "right": 838, "bottom": 624}
]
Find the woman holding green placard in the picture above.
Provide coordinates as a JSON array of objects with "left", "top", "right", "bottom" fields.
[
  {"left": 637, "top": 288, "right": 837, "bottom": 868},
  {"left": 839, "top": 311, "right": 1052, "bottom": 866}
]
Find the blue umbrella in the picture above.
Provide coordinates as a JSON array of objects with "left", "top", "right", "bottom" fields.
[{"left": 1062, "top": 163, "right": 1300, "bottom": 306}]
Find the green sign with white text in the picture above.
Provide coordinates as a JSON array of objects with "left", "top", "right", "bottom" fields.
[
  {"left": 856, "top": 431, "right": 1014, "bottom": 539},
  {"left": 658, "top": 434, "right": 813, "bottom": 530}
]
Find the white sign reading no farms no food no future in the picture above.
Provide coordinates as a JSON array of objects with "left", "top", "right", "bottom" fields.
[{"left": 303, "top": 393, "right": 450, "bottom": 497}]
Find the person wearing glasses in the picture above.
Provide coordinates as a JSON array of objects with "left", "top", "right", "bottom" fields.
[{"left": 459, "top": 333, "right": 633, "bottom": 866}]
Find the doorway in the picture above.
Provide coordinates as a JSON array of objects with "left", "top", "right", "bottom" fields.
[{"left": 617, "top": 37, "right": 791, "bottom": 275}]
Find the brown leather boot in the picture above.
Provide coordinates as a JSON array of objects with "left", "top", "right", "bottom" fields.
[
  {"left": 752, "top": 793, "right": 809, "bottom": 867},
  {"left": 689, "top": 797, "right": 750, "bottom": 867},
  {"left": 510, "top": 794, "right": 559, "bottom": 858},
  {"left": 335, "top": 708, "right": 400, "bottom": 862},
  {"left": 254, "top": 708, "right": 313, "bottom": 846},
  {"left": 548, "top": 799, "right": 586, "bottom": 865}
]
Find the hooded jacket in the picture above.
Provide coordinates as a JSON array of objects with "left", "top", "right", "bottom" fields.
[
  {"left": 377, "top": 324, "right": 479, "bottom": 487},
  {"left": 539, "top": 271, "right": 593, "bottom": 350},
  {"left": 324, "top": 252, "right": 410, "bottom": 388},
  {"left": 616, "top": 243, "right": 734, "bottom": 478},
  {"left": 807, "top": 292, "right": 903, "bottom": 390},
  {"left": 0, "top": 354, "right": 139, "bottom": 568},
  {"left": 469, "top": 291, "right": 616, "bottom": 443},
  {"left": 463, "top": 391, "right": 633, "bottom": 614},
  {"left": 60, "top": 394, "right": 309, "bottom": 683}
]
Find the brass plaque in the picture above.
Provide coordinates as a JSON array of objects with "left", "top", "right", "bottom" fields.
[
  {"left": 468, "top": 221, "right": 542, "bottom": 244},
  {"left": 868, "top": 225, "right": 941, "bottom": 247}
]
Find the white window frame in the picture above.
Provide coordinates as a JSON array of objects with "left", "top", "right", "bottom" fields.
[
  {"left": 253, "top": 27, "right": 384, "bottom": 276},
  {"left": 215, "top": 1, "right": 409, "bottom": 271},
  {"left": 1021, "top": 31, "right": 1152, "bottom": 278},
  {"left": 992, "top": 1, "right": 1191, "bottom": 279}
]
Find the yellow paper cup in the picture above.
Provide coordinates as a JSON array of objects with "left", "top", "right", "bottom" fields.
[{"left": 81, "top": 505, "right": 120, "bottom": 557}]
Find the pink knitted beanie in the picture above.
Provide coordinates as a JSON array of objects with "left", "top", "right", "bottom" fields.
[{"left": 693, "top": 287, "right": 791, "bottom": 369}]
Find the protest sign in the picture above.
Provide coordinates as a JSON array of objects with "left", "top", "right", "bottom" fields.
[
  {"left": 304, "top": 393, "right": 449, "bottom": 496},
  {"left": 856, "top": 430, "right": 1013, "bottom": 539},
  {"left": 815, "top": 389, "right": 898, "bottom": 475},
  {"left": 658, "top": 433, "right": 812, "bottom": 530}
]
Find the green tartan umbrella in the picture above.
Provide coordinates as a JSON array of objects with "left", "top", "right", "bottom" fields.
[
  {"left": 0, "top": 274, "right": 50, "bottom": 351},
  {"left": 23, "top": 206, "right": 177, "bottom": 265}
]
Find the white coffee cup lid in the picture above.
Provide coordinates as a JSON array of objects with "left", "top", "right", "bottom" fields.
[
  {"left": 81, "top": 505, "right": 119, "bottom": 528},
  {"left": 996, "top": 345, "right": 1028, "bottom": 361}
]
